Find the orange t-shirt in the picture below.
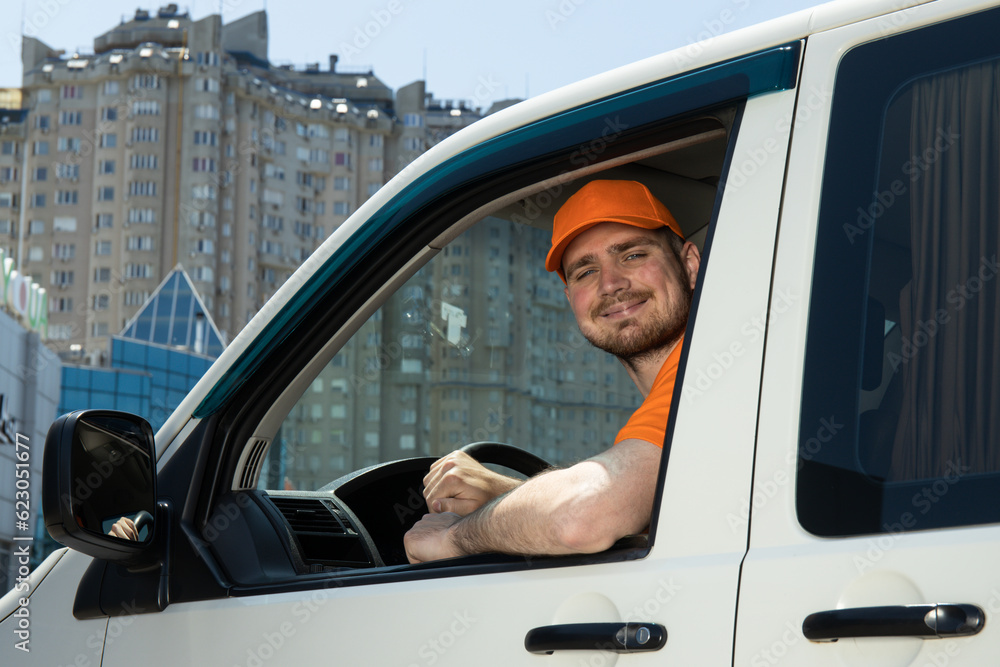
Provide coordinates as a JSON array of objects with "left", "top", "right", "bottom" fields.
[{"left": 614, "top": 337, "right": 683, "bottom": 447}]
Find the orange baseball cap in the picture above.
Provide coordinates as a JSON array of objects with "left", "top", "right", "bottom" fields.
[{"left": 546, "top": 180, "right": 682, "bottom": 281}]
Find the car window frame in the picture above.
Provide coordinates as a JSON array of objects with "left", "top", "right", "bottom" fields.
[{"left": 181, "top": 43, "right": 803, "bottom": 595}]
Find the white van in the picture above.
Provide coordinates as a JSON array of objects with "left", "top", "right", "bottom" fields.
[{"left": 5, "top": 0, "right": 1000, "bottom": 663}]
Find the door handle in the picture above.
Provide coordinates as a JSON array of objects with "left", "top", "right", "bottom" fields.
[
  {"left": 803, "top": 603, "right": 985, "bottom": 642},
  {"left": 524, "top": 622, "right": 666, "bottom": 654}
]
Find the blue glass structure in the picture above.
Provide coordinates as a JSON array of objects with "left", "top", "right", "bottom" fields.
[
  {"left": 120, "top": 269, "right": 226, "bottom": 357},
  {"left": 58, "top": 267, "right": 226, "bottom": 431}
]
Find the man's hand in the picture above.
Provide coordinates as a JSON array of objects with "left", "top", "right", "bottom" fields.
[
  {"left": 423, "top": 451, "right": 521, "bottom": 515},
  {"left": 108, "top": 516, "right": 138, "bottom": 541},
  {"left": 404, "top": 511, "right": 463, "bottom": 564}
]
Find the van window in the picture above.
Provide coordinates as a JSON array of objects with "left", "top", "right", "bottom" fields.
[
  {"left": 798, "top": 7, "right": 1000, "bottom": 536},
  {"left": 258, "top": 112, "right": 731, "bottom": 492},
  {"left": 261, "top": 215, "right": 645, "bottom": 491}
]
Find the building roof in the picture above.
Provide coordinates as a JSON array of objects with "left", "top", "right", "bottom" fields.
[{"left": 119, "top": 266, "right": 227, "bottom": 357}]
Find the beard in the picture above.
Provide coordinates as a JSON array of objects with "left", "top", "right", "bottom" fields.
[{"left": 581, "top": 283, "right": 692, "bottom": 364}]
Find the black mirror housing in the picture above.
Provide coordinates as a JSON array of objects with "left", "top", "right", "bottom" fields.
[{"left": 43, "top": 410, "right": 158, "bottom": 562}]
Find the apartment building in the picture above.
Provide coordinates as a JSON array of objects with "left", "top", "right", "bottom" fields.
[
  {"left": 0, "top": 5, "right": 641, "bottom": 497},
  {"left": 1, "top": 5, "right": 486, "bottom": 363}
]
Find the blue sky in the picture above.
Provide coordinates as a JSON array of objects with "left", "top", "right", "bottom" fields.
[{"left": 2, "top": 0, "right": 829, "bottom": 107}]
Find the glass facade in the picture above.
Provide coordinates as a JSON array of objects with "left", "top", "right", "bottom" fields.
[{"left": 58, "top": 268, "right": 224, "bottom": 432}]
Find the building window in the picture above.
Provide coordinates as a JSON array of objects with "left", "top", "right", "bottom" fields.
[
  {"left": 194, "top": 104, "right": 219, "bottom": 120},
  {"left": 192, "top": 266, "right": 214, "bottom": 282},
  {"left": 51, "top": 270, "right": 74, "bottom": 285},
  {"left": 32, "top": 141, "right": 48, "bottom": 155},
  {"left": 294, "top": 197, "right": 313, "bottom": 214},
  {"left": 30, "top": 194, "right": 44, "bottom": 208},
  {"left": 333, "top": 177, "right": 350, "bottom": 191},
  {"left": 61, "top": 84, "right": 82, "bottom": 99},
  {"left": 100, "top": 107, "right": 117, "bottom": 122},
  {"left": 130, "top": 154, "right": 158, "bottom": 169},
  {"left": 131, "top": 127, "right": 159, "bottom": 143},
  {"left": 59, "top": 110, "right": 83, "bottom": 125},
  {"left": 124, "top": 263, "right": 153, "bottom": 278},
  {"left": 195, "top": 77, "right": 220, "bottom": 92},
  {"left": 192, "top": 184, "right": 216, "bottom": 200},
  {"left": 126, "top": 236, "right": 154, "bottom": 251},
  {"left": 195, "top": 52, "right": 219, "bottom": 66},
  {"left": 103, "top": 80, "right": 119, "bottom": 95},
  {"left": 95, "top": 240, "right": 111, "bottom": 255},
  {"left": 127, "top": 208, "right": 156, "bottom": 224},
  {"left": 98, "top": 159, "right": 115, "bottom": 174},
  {"left": 132, "top": 74, "right": 159, "bottom": 89},
  {"left": 193, "top": 130, "right": 218, "bottom": 146},
  {"left": 53, "top": 217, "right": 76, "bottom": 232},
  {"left": 55, "top": 163, "right": 80, "bottom": 180},
  {"left": 131, "top": 100, "right": 160, "bottom": 116},
  {"left": 95, "top": 213, "right": 113, "bottom": 228},
  {"left": 96, "top": 186, "right": 114, "bottom": 201},
  {"left": 57, "top": 137, "right": 82, "bottom": 152},
  {"left": 403, "top": 113, "right": 423, "bottom": 127},
  {"left": 128, "top": 181, "right": 157, "bottom": 197},
  {"left": 100, "top": 133, "right": 117, "bottom": 148},
  {"left": 49, "top": 297, "right": 72, "bottom": 312},
  {"left": 55, "top": 190, "right": 78, "bottom": 205},
  {"left": 124, "top": 291, "right": 149, "bottom": 306},
  {"left": 32, "top": 167, "right": 46, "bottom": 181},
  {"left": 192, "top": 158, "right": 216, "bottom": 172},
  {"left": 52, "top": 243, "right": 75, "bottom": 260},
  {"left": 190, "top": 210, "right": 216, "bottom": 228}
]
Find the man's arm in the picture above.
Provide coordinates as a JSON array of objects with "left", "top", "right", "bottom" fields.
[{"left": 404, "top": 439, "right": 661, "bottom": 563}]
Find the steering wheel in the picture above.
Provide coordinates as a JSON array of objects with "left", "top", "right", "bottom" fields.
[
  {"left": 132, "top": 509, "right": 154, "bottom": 534},
  {"left": 459, "top": 442, "right": 552, "bottom": 477}
]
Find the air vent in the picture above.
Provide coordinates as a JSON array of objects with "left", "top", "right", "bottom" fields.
[
  {"left": 238, "top": 437, "right": 269, "bottom": 488},
  {"left": 270, "top": 497, "right": 348, "bottom": 535}
]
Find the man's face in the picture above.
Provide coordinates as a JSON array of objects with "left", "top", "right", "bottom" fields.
[{"left": 561, "top": 222, "right": 699, "bottom": 363}]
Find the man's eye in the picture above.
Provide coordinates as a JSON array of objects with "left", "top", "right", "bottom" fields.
[
  {"left": 574, "top": 268, "right": 596, "bottom": 280},
  {"left": 624, "top": 252, "right": 645, "bottom": 261}
]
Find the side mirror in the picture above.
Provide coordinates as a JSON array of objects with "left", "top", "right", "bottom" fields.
[{"left": 43, "top": 410, "right": 157, "bottom": 561}]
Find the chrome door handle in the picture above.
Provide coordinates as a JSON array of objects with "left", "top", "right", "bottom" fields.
[
  {"left": 803, "top": 603, "right": 985, "bottom": 641},
  {"left": 524, "top": 622, "right": 666, "bottom": 654}
]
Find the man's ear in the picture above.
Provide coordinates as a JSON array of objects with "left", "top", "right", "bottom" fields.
[{"left": 681, "top": 241, "right": 701, "bottom": 290}]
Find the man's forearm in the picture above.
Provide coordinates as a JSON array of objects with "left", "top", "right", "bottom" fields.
[
  {"left": 404, "top": 439, "right": 660, "bottom": 564},
  {"left": 447, "top": 454, "right": 646, "bottom": 557}
]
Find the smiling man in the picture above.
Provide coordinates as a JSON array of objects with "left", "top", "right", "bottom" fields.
[{"left": 403, "top": 180, "right": 701, "bottom": 564}]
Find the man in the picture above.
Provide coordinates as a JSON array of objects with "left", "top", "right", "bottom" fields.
[{"left": 403, "top": 179, "right": 701, "bottom": 564}]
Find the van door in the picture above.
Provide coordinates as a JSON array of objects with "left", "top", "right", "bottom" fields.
[
  {"left": 737, "top": 4, "right": 1000, "bottom": 665},
  {"left": 92, "top": 47, "right": 799, "bottom": 666}
]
